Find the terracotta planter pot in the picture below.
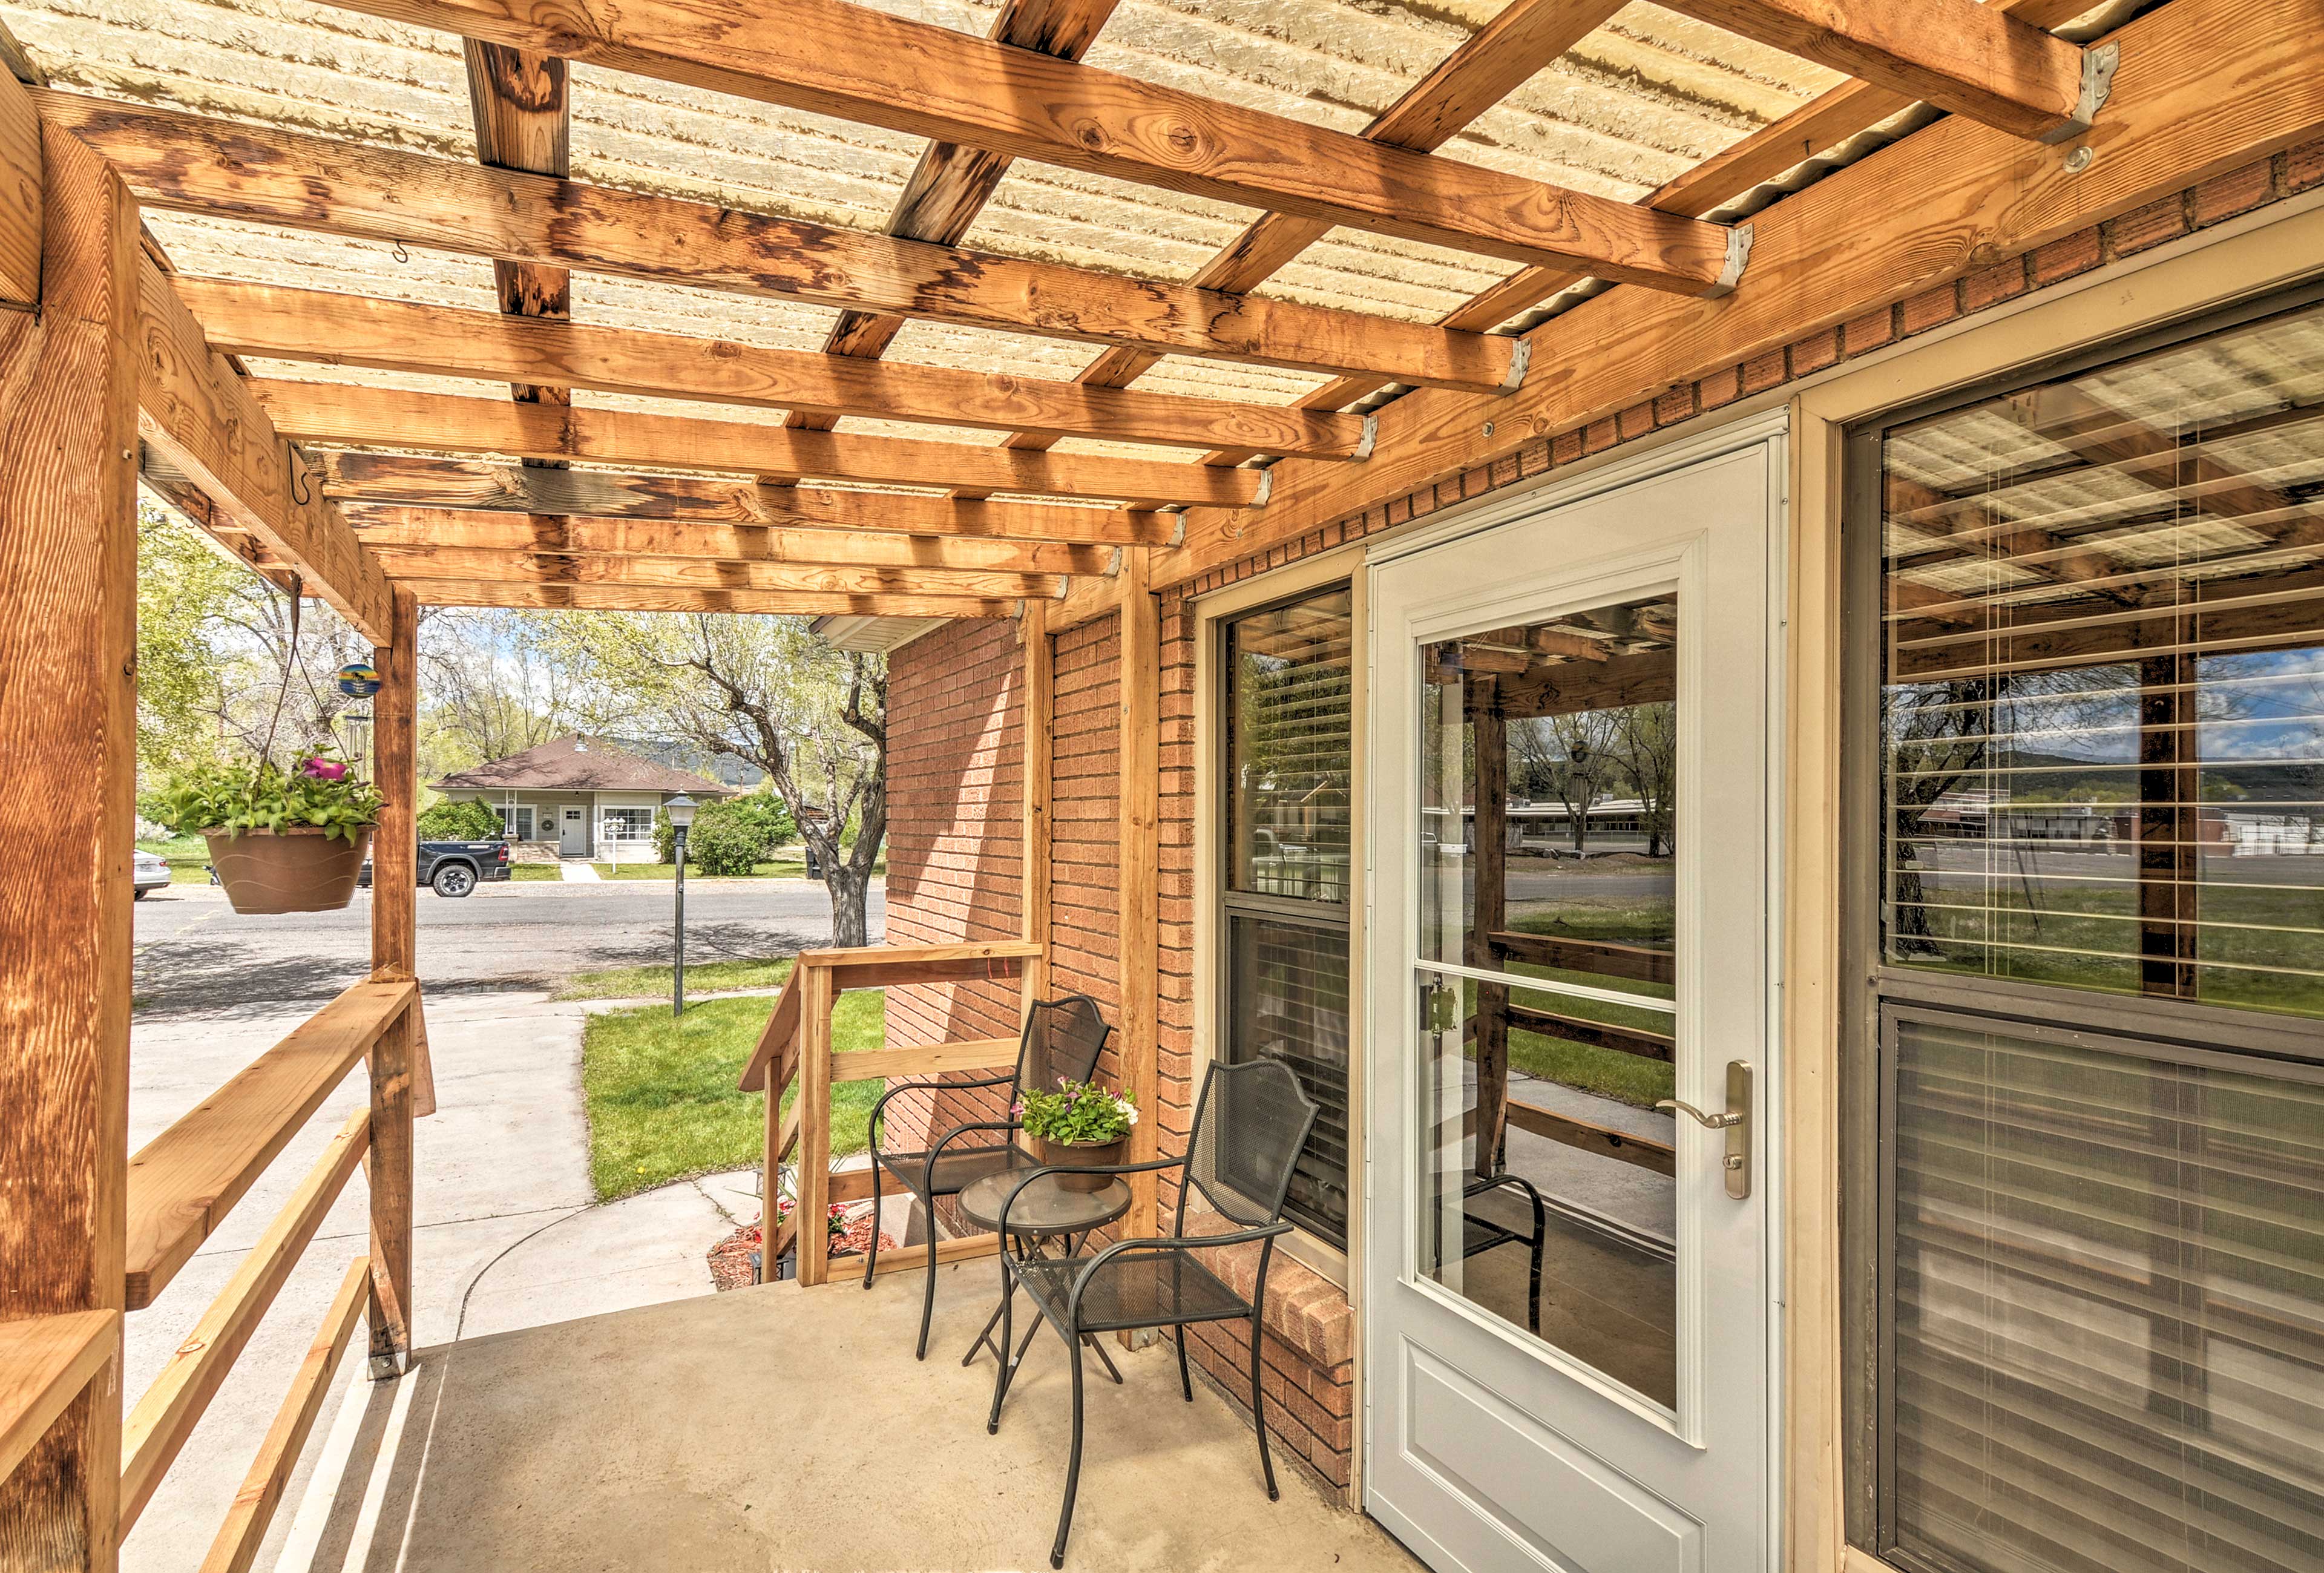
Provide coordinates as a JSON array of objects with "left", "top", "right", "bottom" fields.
[
  {"left": 1038, "top": 1137, "right": 1124, "bottom": 1190},
  {"left": 203, "top": 826, "right": 373, "bottom": 915}
]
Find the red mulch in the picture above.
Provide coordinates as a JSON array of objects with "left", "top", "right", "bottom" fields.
[{"left": 706, "top": 1210, "right": 898, "bottom": 1292}]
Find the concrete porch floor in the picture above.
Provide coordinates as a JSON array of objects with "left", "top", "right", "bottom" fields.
[{"left": 276, "top": 1264, "right": 1422, "bottom": 1573}]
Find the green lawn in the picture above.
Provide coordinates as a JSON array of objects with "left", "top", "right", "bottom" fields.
[
  {"left": 509, "top": 863, "right": 562, "bottom": 882},
  {"left": 591, "top": 846, "right": 885, "bottom": 881},
  {"left": 1488, "top": 899, "right": 1678, "bottom": 1110},
  {"left": 556, "top": 954, "right": 796, "bottom": 1000},
  {"left": 138, "top": 835, "right": 215, "bottom": 884},
  {"left": 579, "top": 962, "right": 888, "bottom": 1202}
]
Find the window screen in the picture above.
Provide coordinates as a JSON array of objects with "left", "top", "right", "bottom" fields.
[{"left": 1221, "top": 585, "right": 1353, "bottom": 1249}]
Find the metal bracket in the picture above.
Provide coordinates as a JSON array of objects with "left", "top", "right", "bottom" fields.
[
  {"left": 1252, "top": 464, "right": 1274, "bottom": 507},
  {"left": 1354, "top": 414, "right": 1378, "bottom": 461},
  {"left": 2039, "top": 42, "right": 2119, "bottom": 145},
  {"left": 1700, "top": 225, "right": 1753, "bottom": 299},
  {"left": 1497, "top": 337, "right": 1533, "bottom": 393}
]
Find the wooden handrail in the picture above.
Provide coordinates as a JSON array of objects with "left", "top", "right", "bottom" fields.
[
  {"left": 829, "top": 1037, "right": 1018, "bottom": 1083},
  {"left": 0, "top": 1311, "right": 119, "bottom": 1487},
  {"left": 738, "top": 941, "right": 1038, "bottom": 1091},
  {"left": 1503, "top": 1098, "right": 1675, "bottom": 1176},
  {"left": 1489, "top": 930, "right": 1675, "bottom": 987},
  {"left": 737, "top": 967, "right": 802, "bottom": 1093},
  {"left": 120, "top": 1106, "right": 371, "bottom": 1532},
  {"left": 1502, "top": 1003, "right": 1675, "bottom": 1064},
  {"left": 124, "top": 977, "right": 413, "bottom": 1309}
]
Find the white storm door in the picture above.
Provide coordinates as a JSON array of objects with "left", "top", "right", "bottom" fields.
[
  {"left": 559, "top": 806, "right": 587, "bottom": 856},
  {"left": 1363, "top": 434, "right": 1781, "bottom": 1573}
]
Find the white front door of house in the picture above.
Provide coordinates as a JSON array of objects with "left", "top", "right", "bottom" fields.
[
  {"left": 1363, "top": 430, "right": 1781, "bottom": 1573},
  {"left": 559, "top": 805, "right": 587, "bottom": 857}
]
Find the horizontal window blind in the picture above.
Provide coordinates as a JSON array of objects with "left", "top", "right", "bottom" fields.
[
  {"left": 1227, "top": 913, "right": 1350, "bottom": 1243},
  {"left": 1887, "top": 1011, "right": 2324, "bottom": 1573}
]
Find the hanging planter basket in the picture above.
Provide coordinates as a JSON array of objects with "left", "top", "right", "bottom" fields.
[{"left": 203, "top": 825, "right": 373, "bottom": 915}]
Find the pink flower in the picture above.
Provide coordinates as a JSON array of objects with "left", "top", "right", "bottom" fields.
[{"left": 299, "top": 757, "right": 347, "bottom": 781}]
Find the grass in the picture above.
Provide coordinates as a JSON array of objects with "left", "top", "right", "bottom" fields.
[
  {"left": 556, "top": 954, "right": 797, "bottom": 1000},
  {"left": 139, "top": 834, "right": 216, "bottom": 884},
  {"left": 579, "top": 961, "right": 888, "bottom": 1202},
  {"left": 590, "top": 846, "right": 885, "bottom": 881},
  {"left": 509, "top": 863, "right": 562, "bottom": 882},
  {"left": 1486, "top": 897, "right": 1679, "bottom": 1110}
]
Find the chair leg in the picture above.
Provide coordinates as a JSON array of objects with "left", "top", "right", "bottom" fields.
[
  {"left": 1250, "top": 1306, "right": 1278, "bottom": 1502},
  {"left": 1050, "top": 1327, "right": 1088, "bottom": 1569},
  {"left": 987, "top": 1240, "right": 1017, "bottom": 1435},
  {"left": 1175, "top": 1326, "right": 1192, "bottom": 1402},
  {"left": 915, "top": 1218, "right": 939, "bottom": 1361},
  {"left": 862, "top": 1166, "right": 884, "bottom": 1289}
]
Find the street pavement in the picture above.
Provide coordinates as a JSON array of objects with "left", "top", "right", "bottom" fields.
[{"left": 131, "top": 875, "right": 884, "bottom": 1019}]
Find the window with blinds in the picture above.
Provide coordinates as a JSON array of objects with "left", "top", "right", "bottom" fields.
[
  {"left": 1222, "top": 585, "right": 1354, "bottom": 1250},
  {"left": 1863, "top": 295, "right": 2324, "bottom": 1573}
]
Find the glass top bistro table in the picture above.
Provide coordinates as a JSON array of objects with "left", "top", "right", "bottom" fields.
[{"left": 957, "top": 1169, "right": 1134, "bottom": 1432}]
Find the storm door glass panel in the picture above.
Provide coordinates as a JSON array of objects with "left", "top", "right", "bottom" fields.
[{"left": 1414, "top": 597, "right": 1681, "bottom": 1408}]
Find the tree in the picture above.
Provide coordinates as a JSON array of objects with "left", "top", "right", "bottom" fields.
[
  {"left": 417, "top": 798, "right": 507, "bottom": 841},
  {"left": 419, "top": 609, "right": 577, "bottom": 780},
  {"left": 1611, "top": 702, "right": 1678, "bottom": 857},
  {"left": 550, "top": 614, "right": 887, "bottom": 946},
  {"left": 1511, "top": 707, "right": 1623, "bottom": 853}
]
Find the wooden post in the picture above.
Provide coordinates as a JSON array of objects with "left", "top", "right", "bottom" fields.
[
  {"left": 1116, "top": 554, "right": 1161, "bottom": 1240},
  {"left": 1020, "top": 598, "right": 1053, "bottom": 1015},
  {"left": 1469, "top": 677, "right": 1510, "bottom": 1178},
  {"left": 0, "top": 117, "right": 138, "bottom": 1572},
  {"left": 795, "top": 961, "right": 833, "bottom": 1286},
  {"left": 364, "top": 585, "right": 418, "bottom": 1377}
]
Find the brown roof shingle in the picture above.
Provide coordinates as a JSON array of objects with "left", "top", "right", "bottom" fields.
[{"left": 430, "top": 735, "right": 736, "bottom": 796}]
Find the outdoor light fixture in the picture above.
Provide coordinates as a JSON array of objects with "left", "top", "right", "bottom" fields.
[{"left": 666, "top": 794, "right": 697, "bottom": 1017}]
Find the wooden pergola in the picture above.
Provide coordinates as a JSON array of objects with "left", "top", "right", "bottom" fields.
[{"left": 2, "top": 0, "right": 2319, "bottom": 1563}]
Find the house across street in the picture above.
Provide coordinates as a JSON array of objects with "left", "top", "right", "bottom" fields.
[{"left": 432, "top": 734, "right": 735, "bottom": 862}]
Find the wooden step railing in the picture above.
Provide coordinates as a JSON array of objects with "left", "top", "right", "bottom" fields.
[
  {"left": 0, "top": 972, "right": 434, "bottom": 1572},
  {"left": 738, "top": 941, "right": 1042, "bottom": 1288}
]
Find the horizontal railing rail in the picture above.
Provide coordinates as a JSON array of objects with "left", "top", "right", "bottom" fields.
[{"left": 0, "top": 1311, "right": 119, "bottom": 1488}]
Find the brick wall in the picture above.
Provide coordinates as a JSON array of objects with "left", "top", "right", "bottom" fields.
[{"left": 1045, "top": 612, "right": 1124, "bottom": 1097}]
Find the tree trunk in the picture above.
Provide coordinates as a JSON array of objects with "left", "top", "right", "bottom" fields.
[{"left": 824, "top": 860, "right": 871, "bottom": 948}]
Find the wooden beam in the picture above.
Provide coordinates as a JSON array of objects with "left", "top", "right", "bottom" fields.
[
  {"left": 369, "top": 585, "right": 432, "bottom": 1117},
  {"left": 795, "top": 961, "right": 833, "bottom": 1287},
  {"left": 0, "top": 1313, "right": 117, "bottom": 1500},
  {"left": 370, "top": 546, "right": 1066, "bottom": 600},
  {"left": 0, "top": 120, "right": 137, "bottom": 1572},
  {"left": 866, "top": 1232, "right": 999, "bottom": 1278},
  {"left": 1503, "top": 1002, "right": 1676, "bottom": 1064},
  {"left": 1489, "top": 930, "right": 1675, "bottom": 987},
  {"left": 326, "top": 0, "right": 1743, "bottom": 291},
  {"left": 0, "top": 72, "right": 38, "bottom": 306},
  {"left": 318, "top": 452, "right": 1174, "bottom": 545},
  {"left": 123, "top": 979, "right": 412, "bottom": 1310},
  {"left": 48, "top": 94, "right": 1522, "bottom": 395},
  {"left": 252, "top": 381, "right": 1262, "bottom": 510},
  {"left": 1115, "top": 554, "right": 1161, "bottom": 1244},
  {"left": 1117, "top": 0, "right": 2323, "bottom": 621},
  {"left": 828, "top": 1037, "right": 1019, "bottom": 1083},
  {"left": 176, "top": 280, "right": 1375, "bottom": 459},
  {"left": 1021, "top": 599, "right": 1053, "bottom": 1007},
  {"left": 1660, "top": 0, "right": 2099, "bottom": 142},
  {"left": 403, "top": 579, "right": 1022, "bottom": 619},
  {"left": 195, "top": 1255, "right": 369, "bottom": 1573},
  {"left": 119, "top": 1109, "right": 370, "bottom": 1534},
  {"left": 461, "top": 41, "right": 570, "bottom": 411},
  {"left": 135, "top": 261, "right": 393, "bottom": 642},
  {"left": 347, "top": 510, "right": 1114, "bottom": 576}
]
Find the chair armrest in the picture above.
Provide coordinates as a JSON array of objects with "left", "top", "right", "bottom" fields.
[
  {"left": 919, "top": 1118, "right": 1025, "bottom": 1194},
  {"left": 994, "top": 1155, "right": 1185, "bottom": 1240},
  {"left": 865, "top": 1074, "right": 1016, "bottom": 1156}
]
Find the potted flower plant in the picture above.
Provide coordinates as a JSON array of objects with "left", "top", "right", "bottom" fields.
[
  {"left": 156, "top": 752, "right": 384, "bottom": 915},
  {"left": 1017, "top": 1079, "right": 1138, "bottom": 1191}
]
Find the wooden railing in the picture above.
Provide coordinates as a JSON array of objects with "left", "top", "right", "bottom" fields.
[
  {"left": 96, "top": 974, "right": 425, "bottom": 1570},
  {"left": 738, "top": 941, "right": 1042, "bottom": 1288}
]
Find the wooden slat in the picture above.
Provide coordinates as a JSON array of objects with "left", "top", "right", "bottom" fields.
[
  {"left": 195, "top": 1255, "right": 369, "bottom": 1573},
  {"left": 807, "top": 941, "right": 1043, "bottom": 971},
  {"left": 0, "top": 119, "right": 137, "bottom": 1566},
  {"left": 867, "top": 1233, "right": 1000, "bottom": 1278},
  {"left": 829, "top": 1037, "right": 1020, "bottom": 1083},
  {"left": 796, "top": 962, "right": 834, "bottom": 1287},
  {"left": 1116, "top": 554, "right": 1161, "bottom": 1242},
  {"left": 461, "top": 40, "right": 570, "bottom": 411},
  {"left": 1661, "top": 0, "right": 2093, "bottom": 142},
  {"left": 320, "top": 453, "right": 1172, "bottom": 545},
  {"left": 328, "top": 0, "right": 1741, "bottom": 290},
  {"left": 1502, "top": 1003, "right": 1676, "bottom": 1064},
  {"left": 1123, "top": 0, "right": 2323, "bottom": 619},
  {"left": 49, "top": 93, "right": 1521, "bottom": 395},
  {"left": 347, "top": 510, "right": 1114, "bottom": 577},
  {"left": 402, "top": 982, "right": 436, "bottom": 1122},
  {"left": 119, "top": 1108, "right": 370, "bottom": 1532},
  {"left": 123, "top": 979, "right": 412, "bottom": 1311},
  {"left": 0, "top": 1312, "right": 117, "bottom": 1489},
  {"left": 401, "top": 580, "right": 1023, "bottom": 619},
  {"left": 175, "top": 279, "right": 1375, "bottom": 460},
  {"left": 1489, "top": 931, "right": 1676, "bottom": 986},
  {"left": 371, "top": 547, "right": 1066, "bottom": 601},
  {"left": 134, "top": 257, "right": 392, "bottom": 642},
  {"left": 253, "top": 381, "right": 1264, "bottom": 510},
  {"left": 0, "top": 71, "right": 36, "bottom": 306},
  {"left": 739, "top": 971, "right": 803, "bottom": 1094},
  {"left": 1502, "top": 1098, "right": 1675, "bottom": 1176}
]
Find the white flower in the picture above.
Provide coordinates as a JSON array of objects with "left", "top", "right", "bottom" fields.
[{"left": 1123, "top": 1102, "right": 1139, "bottom": 1126}]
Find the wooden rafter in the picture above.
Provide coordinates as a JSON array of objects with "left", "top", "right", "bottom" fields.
[
  {"left": 369, "top": 547, "right": 1065, "bottom": 601},
  {"left": 250, "top": 380, "right": 1261, "bottom": 509},
  {"left": 325, "top": 0, "right": 1743, "bottom": 291},
  {"left": 401, "top": 579, "right": 1022, "bottom": 618},
  {"left": 172, "top": 278, "right": 1376, "bottom": 459},
  {"left": 45, "top": 93, "right": 1520, "bottom": 394},
  {"left": 318, "top": 453, "right": 1173, "bottom": 545},
  {"left": 461, "top": 42, "right": 569, "bottom": 416}
]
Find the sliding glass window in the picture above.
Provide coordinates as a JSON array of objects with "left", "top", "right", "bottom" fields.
[{"left": 1221, "top": 585, "right": 1354, "bottom": 1251}]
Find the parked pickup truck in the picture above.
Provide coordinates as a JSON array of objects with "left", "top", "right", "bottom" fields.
[{"left": 357, "top": 839, "right": 512, "bottom": 899}]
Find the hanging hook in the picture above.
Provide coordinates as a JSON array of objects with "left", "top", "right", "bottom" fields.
[
  {"left": 392, "top": 238, "right": 410, "bottom": 264},
  {"left": 287, "top": 442, "right": 314, "bottom": 507}
]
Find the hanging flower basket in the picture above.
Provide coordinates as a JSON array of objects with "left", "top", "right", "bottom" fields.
[
  {"left": 202, "top": 823, "right": 374, "bottom": 915},
  {"left": 160, "top": 754, "right": 384, "bottom": 916}
]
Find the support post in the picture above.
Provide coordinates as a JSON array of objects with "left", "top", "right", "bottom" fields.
[
  {"left": 365, "top": 585, "right": 418, "bottom": 1378},
  {"left": 1116, "top": 555, "right": 1161, "bottom": 1241},
  {"left": 1020, "top": 598, "right": 1053, "bottom": 1016},
  {"left": 0, "top": 119, "right": 138, "bottom": 1572},
  {"left": 795, "top": 961, "right": 833, "bottom": 1287},
  {"left": 1468, "top": 677, "right": 1509, "bottom": 1177}
]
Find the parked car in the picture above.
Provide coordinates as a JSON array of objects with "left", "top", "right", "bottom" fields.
[
  {"left": 357, "top": 839, "right": 512, "bottom": 899},
  {"left": 133, "top": 850, "right": 171, "bottom": 899}
]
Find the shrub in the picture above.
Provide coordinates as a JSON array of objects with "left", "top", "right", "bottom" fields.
[
  {"left": 651, "top": 795, "right": 788, "bottom": 875},
  {"left": 154, "top": 752, "right": 383, "bottom": 843},
  {"left": 417, "top": 797, "right": 505, "bottom": 841}
]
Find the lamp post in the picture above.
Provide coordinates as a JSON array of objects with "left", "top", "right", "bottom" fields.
[{"left": 666, "top": 794, "right": 697, "bottom": 1017}]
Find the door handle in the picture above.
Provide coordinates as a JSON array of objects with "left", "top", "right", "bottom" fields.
[{"left": 1655, "top": 1060, "right": 1753, "bottom": 1200}]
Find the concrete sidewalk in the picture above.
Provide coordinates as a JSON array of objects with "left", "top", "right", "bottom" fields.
[{"left": 122, "top": 991, "right": 747, "bottom": 1573}]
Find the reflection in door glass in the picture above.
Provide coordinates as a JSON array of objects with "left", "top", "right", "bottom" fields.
[{"left": 1414, "top": 597, "right": 1680, "bottom": 1409}]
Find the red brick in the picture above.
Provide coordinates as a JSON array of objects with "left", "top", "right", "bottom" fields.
[
  {"left": 1617, "top": 401, "right": 1656, "bottom": 441},
  {"left": 1583, "top": 417, "right": 1620, "bottom": 455},
  {"left": 1698, "top": 364, "right": 1742, "bottom": 411},
  {"left": 2029, "top": 228, "right": 2101, "bottom": 286},
  {"left": 1652, "top": 386, "right": 1696, "bottom": 426},
  {"left": 2107, "top": 195, "right": 2188, "bottom": 258},
  {"left": 1552, "top": 429, "right": 1586, "bottom": 465},
  {"left": 1840, "top": 308, "right": 1894, "bottom": 358},
  {"left": 2290, "top": 139, "right": 2324, "bottom": 194},
  {"left": 2193, "top": 160, "right": 2276, "bottom": 226},
  {"left": 1739, "top": 349, "right": 1786, "bottom": 396},
  {"left": 1960, "top": 258, "right": 2028, "bottom": 314}
]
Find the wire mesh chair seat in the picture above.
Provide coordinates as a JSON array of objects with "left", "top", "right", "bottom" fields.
[
  {"left": 862, "top": 994, "right": 1112, "bottom": 1358},
  {"left": 986, "top": 1057, "right": 1319, "bottom": 1568}
]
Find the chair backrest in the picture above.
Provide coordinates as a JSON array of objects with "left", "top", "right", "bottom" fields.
[
  {"left": 1181, "top": 1059, "right": 1319, "bottom": 1233},
  {"left": 1014, "top": 994, "right": 1111, "bottom": 1101}
]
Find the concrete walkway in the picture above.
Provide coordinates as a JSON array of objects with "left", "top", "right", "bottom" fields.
[
  {"left": 122, "top": 991, "right": 744, "bottom": 1573},
  {"left": 557, "top": 859, "right": 601, "bottom": 882}
]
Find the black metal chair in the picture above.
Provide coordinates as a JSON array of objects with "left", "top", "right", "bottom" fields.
[
  {"left": 1463, "top": 1170, "right": 1546, "bottom": 1334},
  {"left": 862, "top": 994, "right": 1112, "bottom": 1358},
  {"left": 990, "top": 1058, "right": 1319, "bottom": 1569}
]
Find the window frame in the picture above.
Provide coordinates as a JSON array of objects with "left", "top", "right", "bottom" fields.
[
  {"left": 1838, "top": 279, "right": 2324, "bottom": 1562},
  {"left": 1195, "top": 545, "right": 1367, "bottom": 1287}
]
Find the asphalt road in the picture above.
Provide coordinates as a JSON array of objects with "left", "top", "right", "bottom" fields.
[{"left": 131, "top": 876, "right": 884, "bottom": 1020}]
